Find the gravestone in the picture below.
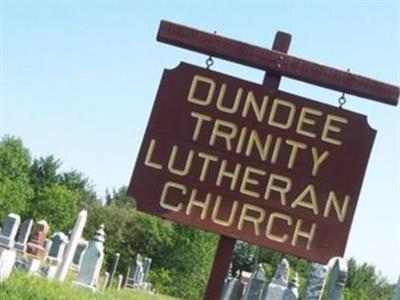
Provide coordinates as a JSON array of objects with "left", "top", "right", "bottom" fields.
[
  {"left": 103, "top": 272, "right": 110, "bottom": 291},
  {"left": 0, "top": 213, "right": 21, "bottom": 249},
  {"left": 242, "top": 264, "right": 265, "bottom": 300},
  {"left": 394, "top": 276, "right": 400, "bottom": 300},
  {"left": 126, "top": 254, "right": 143, "bottom": 289},
  {"left": 0, "top": 213, "right": 21, "bottom": 282},
  {"left": 48, "top": 232, "right": 69, "bottom": 262},
  {"left": 14, "top": 219, "right": 33, "bottom": 252},
  {"left": 73, "top": 224, "right": 105, "bottom": 291},
  {"left": 302, "top": 263, "right": 328, "bottom": 300},
  {"left": 116, "top": 274, "right": 123, "bottom": 291},
  {"left": 142, "top": 257, "right": 152, "bottom": 283},
  {"left": 221, "top": 268, "right": 241, "bottom": 300},
  {"left": 106, "top": 252, "right": 120, "bottom": 289},
  {"left": 72, "top": 240, "right": 88, "bottom": 272},
  {"left": 27, "top": 220, "right": 49, "bottom": 258},
  {"left": 282, "top": 273, "right": 299, "bottom": 300},
  {"left": 44, "top": 239, "right": 52, "bottom": 258},
  {"left": 326, "top": 258, "right": 348, "bottom": 300},
  {"left": 56, "top": 209, "right": 87, "bottom": 282},
  {"left": 263, "top": 258, "right": 289, "bottom": 300},
  {"left": 43, "top": 232, "right": 69, "bottom": 279}
]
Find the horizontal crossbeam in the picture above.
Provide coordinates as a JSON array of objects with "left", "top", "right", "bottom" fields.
[{"left": 157, "top": 20, "right": 399, "bottom": 106}]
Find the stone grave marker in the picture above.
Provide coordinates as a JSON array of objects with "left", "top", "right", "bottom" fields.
[
  {"left": 282, "top": 273, "right": 299, "bottom": 300},
  {"left": 0, "top": 213, "right": 21, "bottom": 281},
  {"left": 302, "top": 263, "right": 328, "bottom": 300},
  {"left": 142, "top": 257, "right": 152, "bottom": 283},
  {"left": 0, "top": 213, "right": 21, "bottom": 249},
  {"left": 242, "top": 264, "right": 265, "bottom": 300},
  {"left": 326, "top": 258, "right": 348, "bottom": 300},
  {"left": 27, "top": 220, "right": 49, "bottom": 258},
  {"left": 263, "top": 258, "right": 290, "bottom": 300},
  {"left": 14, "top": 219, "right": 33, "bottom": 252},
  {"left": 56, "top": 209, "right": 87, "bottom": 282},
  {"left": 72, "top": 240, "right": 88, "bottom": 272},
  {"left": 73, "top": 224, "right": 105, "bottom": 291},
  {"left": 116, "top": 274, "right": 123, "bottom": 291},
  {"left": 394, "top": 276, "right": 400, "bottom": 300},
  {"left": 126, "top": 254, "right": 143, "bottom": 289},
  {"left": 43, "top": 232, "right": 69, "bottom": 279},
  {"left": 106, "top": 252, "right": 120, "bottom": 289}
]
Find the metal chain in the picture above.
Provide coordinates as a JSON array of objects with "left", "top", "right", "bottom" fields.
[
  {"left": 338, "top": 92, "right": 347, "bottom": 108},
  {"left": 338, "top": 68, "right": 350, "bottom": 109},
  {"left": 205, "top": 56, "right": 214, "bottom": 69},
  {"left": 205, "top": 31, "right": 217, "bottom": 69}
]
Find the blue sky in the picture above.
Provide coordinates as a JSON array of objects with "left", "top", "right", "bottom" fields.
[{"left": 1, "top": 1, "right": 399, "bottom": 282}]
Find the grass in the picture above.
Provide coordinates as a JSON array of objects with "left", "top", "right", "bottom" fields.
[{"left": 0, "top": 271, "right": 179, "bottom": 300}]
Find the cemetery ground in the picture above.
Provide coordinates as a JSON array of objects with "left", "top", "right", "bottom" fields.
[{"left": 0, "top": 271, "right": 178, "bottom": 300}]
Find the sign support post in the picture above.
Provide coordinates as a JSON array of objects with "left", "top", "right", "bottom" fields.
[{"left": 202, "top": 31, "right": 292, "bottom": 300}]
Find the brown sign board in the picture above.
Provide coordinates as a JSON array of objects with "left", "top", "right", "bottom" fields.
[{"left": 128, "top": 63, "right": 376, "bottom": 264}]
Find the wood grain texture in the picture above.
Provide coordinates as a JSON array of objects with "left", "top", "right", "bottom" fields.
[{"left": 157, "top": 20, "right": 399, "bottom": 106}]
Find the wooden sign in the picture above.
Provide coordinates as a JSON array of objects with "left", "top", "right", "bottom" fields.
[{"left": 128, "top": 63, "right": 376, "bottom": 264}]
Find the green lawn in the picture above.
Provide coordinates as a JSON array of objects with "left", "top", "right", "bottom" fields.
[{"left": 0, "top": 271, "right": 179, "bottom": 300}]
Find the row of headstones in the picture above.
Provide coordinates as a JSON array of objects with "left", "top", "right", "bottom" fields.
[
  {"left": 221, "top": 257, "right": 348, "bottom": 300},
  {"left": 0, "top": 211, "right": 156, "bottom": 293},
  {"left": 101, "top": 253, "right": 154, "bottom": 293},
  {"left": 0, "top": 211, "right": 105, "bottom": 291}
]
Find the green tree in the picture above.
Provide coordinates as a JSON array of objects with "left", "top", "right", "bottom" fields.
[
  {"left": 105, "top": 186, "right": 136, "bottom": 208},
  {"left": 0, "top": 135, "right": 33, "bottom": 221},
  {"left": 344, "top": 258, "right": 394, "bottom": 300},
  {"left": 31, "top": 184, "right": 81, "bottom": 232},
  {"left": 160, "top": 224, "right": 218, "bottom": 299}
]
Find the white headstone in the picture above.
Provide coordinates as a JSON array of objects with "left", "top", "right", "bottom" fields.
[
  {"left": 55, "top": 210, "right": 87, "bottom": 282},
  {"left": 394, "top": 276, "right": 400, "bottom": 300},
  {"left": 73, "top": 224, "right": 105, "bottom": 291},
  {"left": 301, "top": 263, "right": 328, "bottom": 300},
  {"left": 263, "top": 258, "right": 289, "bottom": 300},
  {"left": 0, "top": 213, "right": 21, "bottom": 249},
  {"left": 72, "top": 240, "right": 88, "bottom": 271},
  {"left": 0, "top": 248, "right": 16, "bottom": 282},
  {"left": 326, "top": 258, "right": 348, "bottom": 300},
  {"left": 103, "top": 272, "right": 110, "bottom": 291},
  {"left": 282, "top": 273, "right": 299, "bottom": 300},
  {"left": 242, "top": 264, "right": 265, "bottom": 300},
  {"left": 116, "top": 274, "right": 123, "bottom": 290}
]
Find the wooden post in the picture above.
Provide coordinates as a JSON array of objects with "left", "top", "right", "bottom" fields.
[
  {"left": 203, "top": 235, "right": 236, "bottom": 300},
  {"left": 202, "top": 31, "right": 292, "bottom": 300}
]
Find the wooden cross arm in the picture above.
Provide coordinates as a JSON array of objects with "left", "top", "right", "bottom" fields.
[{"left": 157, "top": 20, "right": 399, "bottom": 106}]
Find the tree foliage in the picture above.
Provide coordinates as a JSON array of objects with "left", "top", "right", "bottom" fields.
[
  {"left": 0, "top": 136, "right": 33, "bottom": 221},
  {"left": 0, "top": 135, "right": 395, "bottom": 299}
]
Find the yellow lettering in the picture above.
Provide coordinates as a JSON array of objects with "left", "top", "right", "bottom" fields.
[
  {"left": 237, "top": 204, "right": 266, "bottom": 236},
  {"left": 321, "top": 114, "right": 348, "bottom": 146},
  {"left": 291, "top": 185, "right": 319, "bottom": 215},
  {"left": 210, "top": 119, "right": 238, "bottom": 151},
  {"left": 185, "top": 189, "right": 211, "bottom": 220},
  {"left": 160, "top": 181, "right": 185, "bottom": 212},
  {"left": 323, "top": 191, "right": 350, "bottom": 222},
  {"left": 291, "top": 220, "right": 317, "bottom": 250},
  {"left": 240, "top": 166, "right": 266, "bottom": 198},
  {"left": 264, "top": 174, "right": 292, "bottom": 206},
  {"left": 144, "top": 139, "right": 163, "bottom": 170},
  {"left": 266, "top": 212, "right": 293, "bottom": 243},
  {"left": 187, "top": 75, "right": 215, "bottom": 106},
  {"left": 296, "top": 107, "right": 322, "bottom": 138}
]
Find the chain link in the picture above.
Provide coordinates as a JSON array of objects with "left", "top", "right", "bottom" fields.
[
  {"left": 338, "top": 68, "right": 350, "bottom": 109},
  {"left": 338, "top": 92, "right": 347, "bottom": 108},
  {"left": 205, "top": 56, "right": 214, "bottom": 69},
  {"left": 205, "top": 31, "right": 217, "bottom": 69}
]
